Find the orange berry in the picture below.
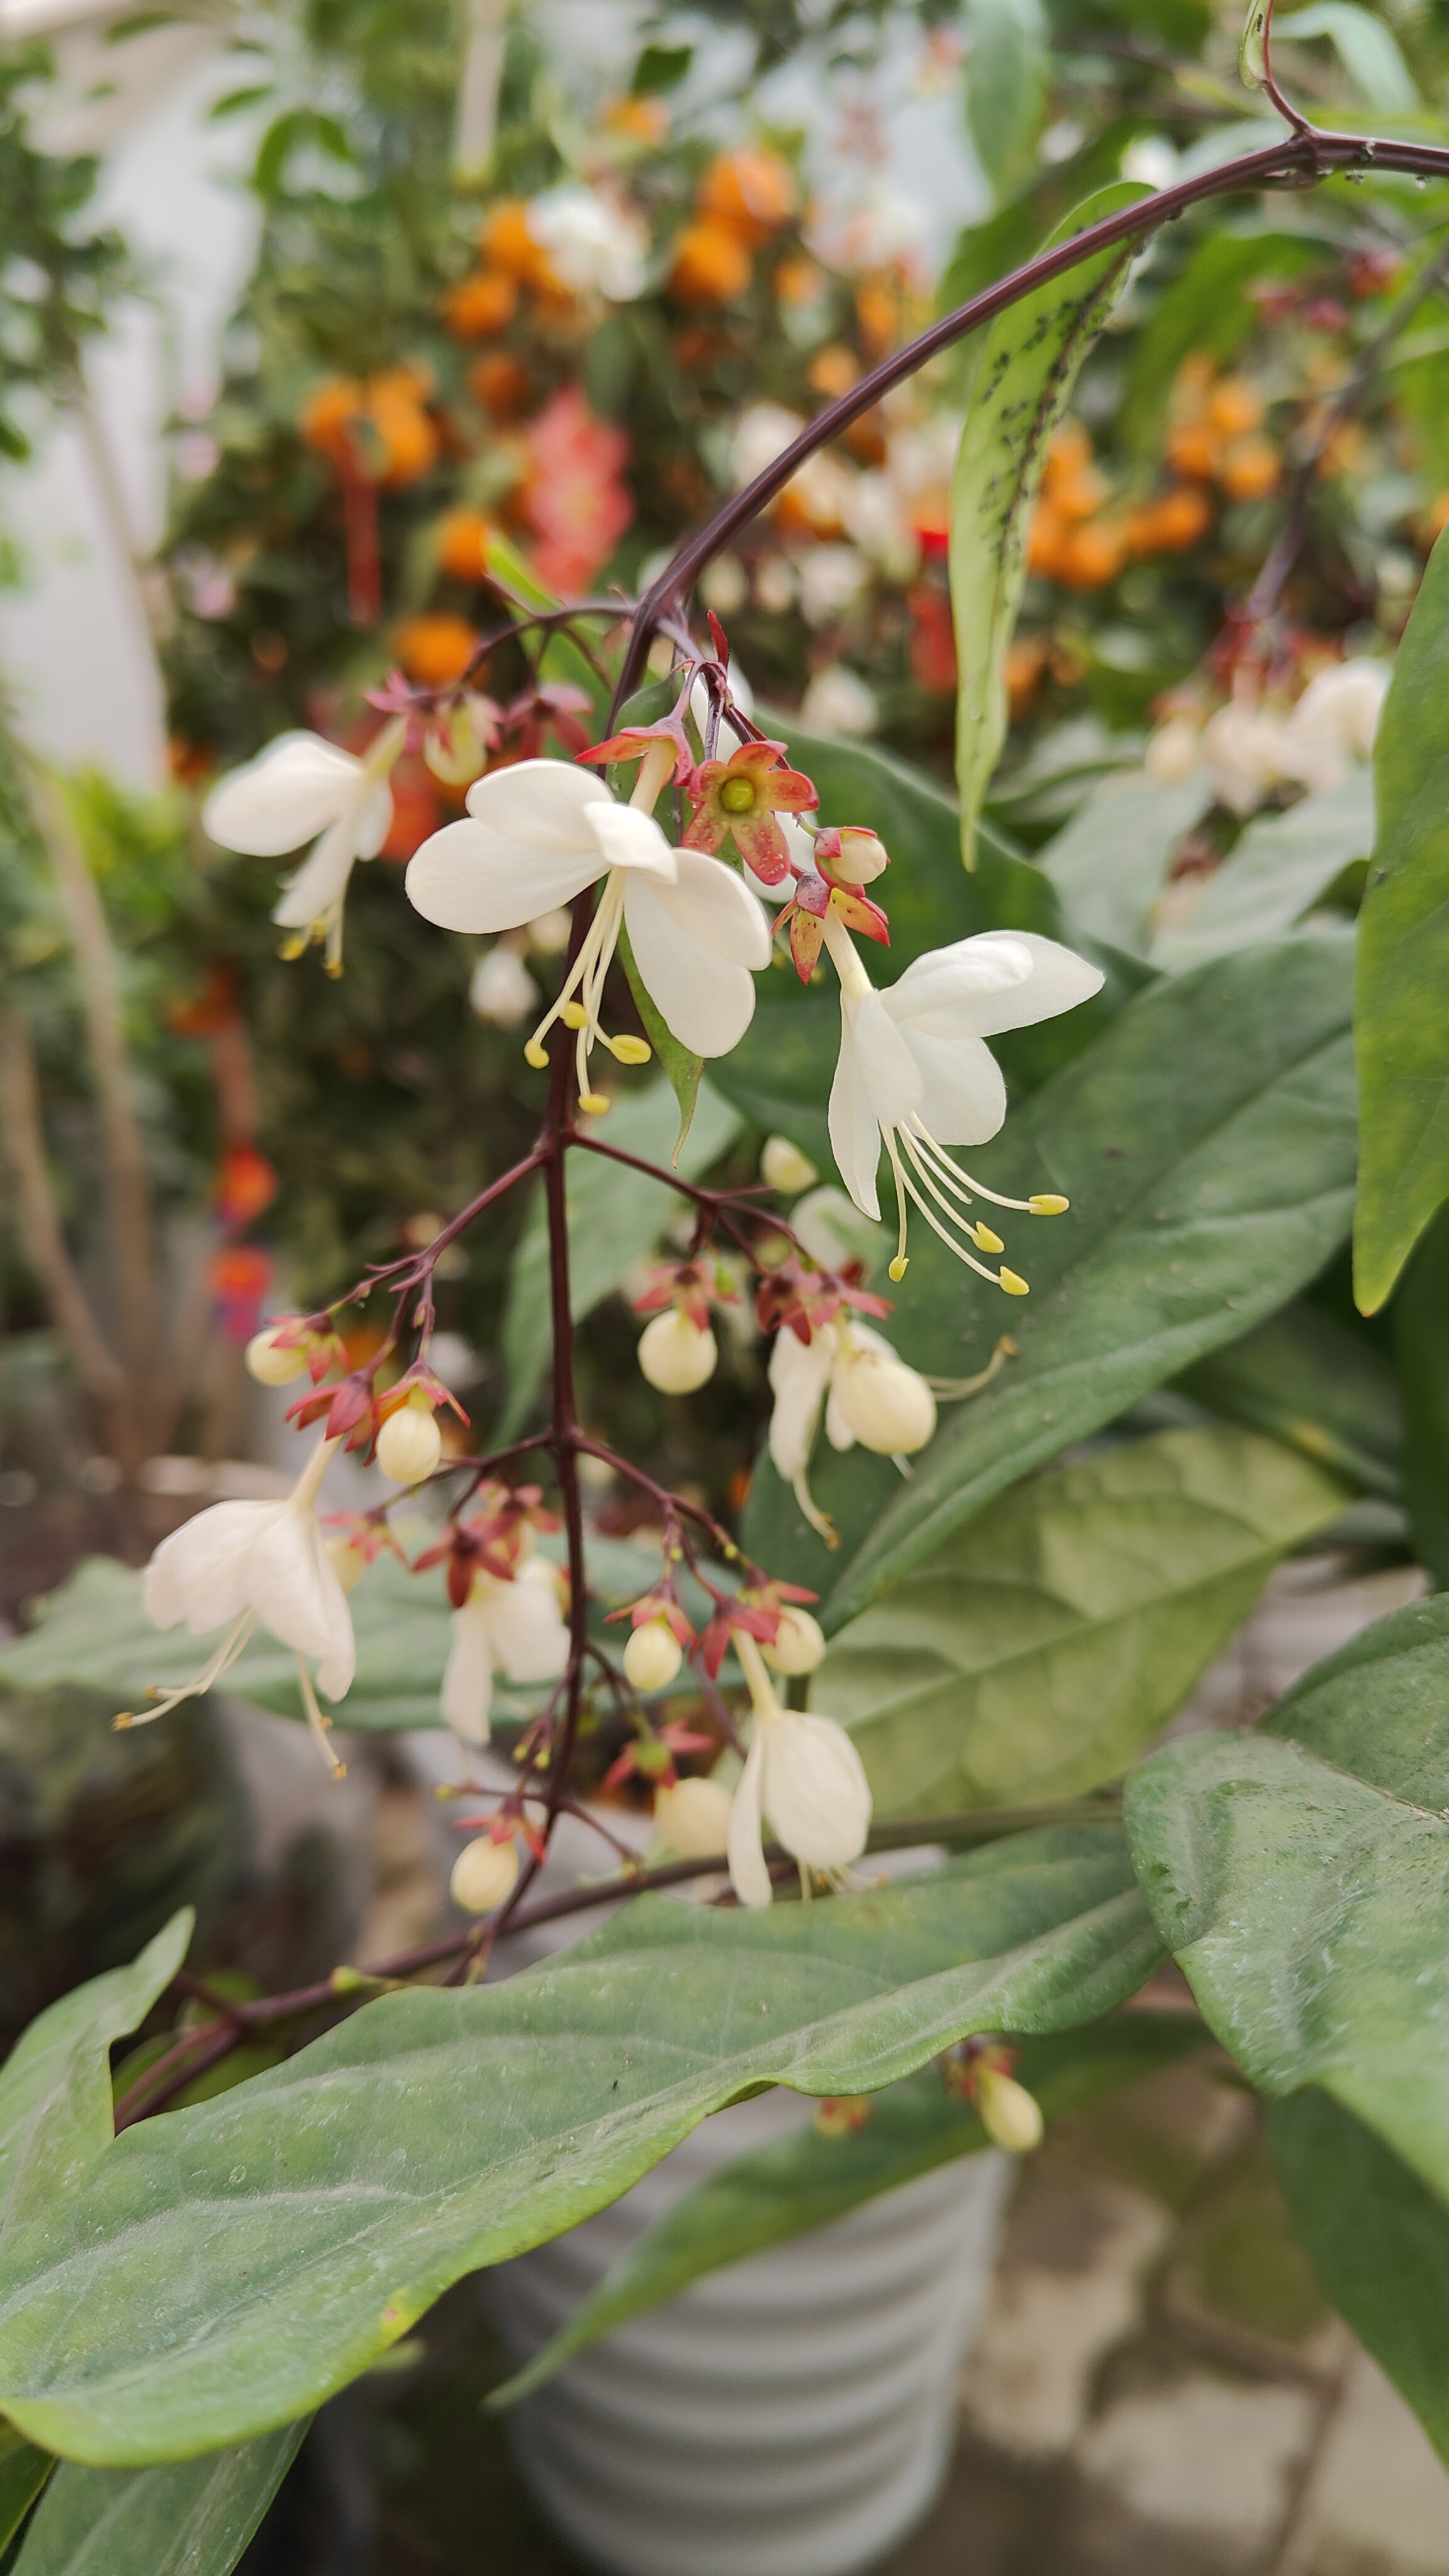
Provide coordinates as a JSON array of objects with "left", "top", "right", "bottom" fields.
[
  {"left": 467, "top": 352, "right": 530, "bottom": 419},
  {"left": 1005, "top": 636, "right": 1048, "bottom": 716},
  {"left": 1044, "top": 419, "right": 1093, "bottom": 483},
  {"left": 1151, "top": 484, "right": 1213, "bottom": 550},
  {"left": 1057, "top": 520, "right": 1124, "bottom": 589},
  {"left": 1209, "top": 377, "right": 1264, "bottom": 438},
  {"left": 480, "top": 199, "right": 556, "bottom": 290},
  {"left": 369, "top": 387, "right": 438, "bottom": 487},
  {"left": 855, "top": 280, "right": 898, "bottom": 357},
  {"left": 1050, "top": 465, "right": 1108, "bottom": 524},
  {"left": 435, "top": 508, "right": 493, "bottom": 580},
  {"left": 1027, "top": 499, "right": 1071, "bottom": 579},
  {"left": 1218, "top": 435, "right": 1280, "bottom": 501},
  {"left": 776, "top": 255, "right": 825, "bottom": 307},
  {"left": 443, "top": 269, "right": 518, "bottom": 338},
  {"left": 668, "top": 217, "right": 753, "bottom": 304},
  {"left": 299, "top": 377, "right": 364, "bottom": 467},
  {"left": 808, "top": 343, "right": 860, "bottom": 399},
  {"left": 604, "top": 96, "right": 668, "bottom": 142},
  {"left": 394, "top": 614, "right": 480, "bottom": 686},
  {"left": 1170, "top": 353, "right": 1216, "bottom": 419},
  {"left": 1427, "top": 489, "right": 1449, "bottom": 538},
  {"left": 698, "top": 148, "right": 796, "bottom": 245},
  {"left": 1165, "top": 421, "right": 1221, "bottom": 480},
  {"left": 1316, "top": 420, "right": 1366, "bottom": 480}
]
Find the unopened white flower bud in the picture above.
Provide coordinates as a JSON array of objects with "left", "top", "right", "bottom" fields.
[
  {"left": 819, "top": 826, "right": 889, "bottom": 884},
  {"left": 376, "top": 1392, "right": 443, "bottom": 1485},
  {"left": 450, "top": 1834, "right": 520, "bottom": 1915},
  {"left": 654, "top": 1775, "right": 734, "bottom": 1857},
  {"left": 831, "top": 1342, "right": 936, "bottom": 1455},
  {"left": 637, "top": 1309, "right": 718, "bottom": 1394},
  {"left": 761, "top": 1606, "right": 826, "bottom": 1676},
  {"left": 975, "top": 2065, "right": 1045, "bottom": 2154},
  {"left": 760, "top": 1135, "right": 818, "bottom": 1194},
  {"left": 1145, "top": 714, "right": 1201, "bottom": 785},
  {"left": 246, "top": 1324, "right": 308, "bottom": 1387},
  {"left": 623, "top": 1619, "right": 684, "bottom": 1691},
  {"left": 470, "top": 945, "right": 538, "bottom": 1027}
]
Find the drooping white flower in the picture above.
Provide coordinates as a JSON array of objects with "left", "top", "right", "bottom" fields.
[
  {"left": 203, "top": 723, "right": 404, "bottom": 974},
  {"left": 526, "top": 184, "right": 648, "bottom": 301},
  {"left": 1281, "top": 658, "right": 1388, "bottom": 789},
  {"left": 1200, "top": 702, "right": 1296, "bottom": 816},
  {"left": 441, "top": 1554, "right": 569, "bottom": 1746},
  {"left": 769, "top": 1314, "right": 936, "bottom": 1541},
  {"left": 727, "top": 1631, "right": 870, "bottom": 1908},
  {"left": 821, "top": 916, "right": 1101, "bottom": 1291},
  {"left": 406, "top": 756, "right": 770, "bottom": 1110},
  {"left": 134, "top": 1434, "right": 354, "bottom": 1772}
]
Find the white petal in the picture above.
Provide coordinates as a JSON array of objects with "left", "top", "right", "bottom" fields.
[
  {"left": 897, "top": 1024, "right": 1007, "bottom": 1145},
  {"left": 584, "top": 802, "right": 679, "bottom": 880},
  {"left": 828, "top": 1008, "right": 885, "bottom": 1221},
  {"left": 464, "top": 758, "right": 613, "bottom": 856},
  {"left": 353, "top": 782, "right": 394, "bottom": 862},
  {"left": 760, "top": 1711, "right": 871, "bottom": 1869},
  {"left": 483, "top": 1557, "right": 570, "bottom": 1682},
  {"left": 406, "top": 817, "right": 602, "bottom": 934},
  {"left": 823, "top": 1385, "right": 857, "bottom": 1453},
  {"left": 726, "top": 1728, "right": 774, "bottom": 1909},
  {"left": 767, "top": 1326, "right": 836, "bottom": 1482},
  {"left": 272, "top": 814, "right": 359, "bottom": 930},
  {"left": 635, "top": 847, "right": 770, "bottom": 967},
  {"left": 886, "top": 931, "right": 1103, "bottom": 1038},
  {"left": 143, "top": 1501, "right": 276, "bottom": 1635},
  {"left": 247, "top": 1504, "right": 356, "bottom": 1697},
  {"left": 850, "top": 988, "right": 922, "bottom": 1126},
  {"left": 623, "top": 872, "right": 760, "bottom": 1057},
  {"left": 442, "top": 1600, "right": 495, "bottom": 1745},
  {"left": 203, "top": 734, "right": 364, "bottom": 857}
]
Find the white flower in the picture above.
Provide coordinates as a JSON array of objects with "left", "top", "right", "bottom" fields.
[
  {"left": 441, "top": 1555, "right": 569, "bottom": 1747},
  {"left": 526, "top": 184, "right": 648, "bottom": 301},
  {"left": 821, "top": 918, "right": 1101, "bottom": 1290},
  {"left": 406, "top": 757, "right": 770, "bottom": 1109},
  {"left": 1120, "top": 135, "right": 1178, "bottom": 189},
  {"left": 470, "top": 944, "right": 539, "bottom": 1026},
  {"left": 1282, "top": 658, "right": 1388, "bottom": 789},
  {"left": 135, "top": 1434, "right": 354, "bottom": 1773},
  {"left": 727, "top": 1632, "right": 870, "bottom": 1908},
  {"left": 203, "top": 723, "right": 403, "bottom": 974},
  {"left": 769, "top": 1314, "right": 936, "bottom": 1541},
  {"left": 1200, "top": 702, "right": 1295, "bottom": 816},
  {"left": 732, "top": 402, "right": 806, "bottom": 488},
  {"left": 799, "top": 545, "right": 871, "bottom": 629},
  {"left": 799, "top": 667, "right": 878, "bottom": 737},
  {"left": 1145, "top": 714, "right": 1202, "bottom": 785}
]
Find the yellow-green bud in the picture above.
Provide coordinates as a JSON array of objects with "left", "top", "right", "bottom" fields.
[
  {"left": 760, "top": 1606, "right": 826, "bottom": 1676},
  {"left": 246, "top": 1325, "right": 307, "bottom": 1387},
  {"left": 623, "top": 1620, "right": 684, "bottom": 1691},
  {"left": 977, "top": 2066, "right": 1044, "bottom": 2153},
  {"left": 637, "top": 1309, "right": 718, "bottom": 1394},
  {"left": 760, "top": 1135, "right": 818, "bottom": 1194},
  {"left": 450, "top": 1835, "right": 520, "bottom": 1915},
  {"left": 376, "top": 1391, "right": 443, "bottom": 1485}
]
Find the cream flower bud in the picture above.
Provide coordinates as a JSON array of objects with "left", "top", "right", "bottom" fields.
[
  {"left": 654, "top": 1775, "right": 734, "bottom": 1857},
  {"left": 376, "top": 1393, "right": 443, "bottom": 1485},
  {"left": 470, "top": 944, "right": 539, "bottom": 1027},
  {"left": 760, "top": 1135, "right": 818, "bottom": 1194},
  {"left": 246, "top": 1325, "right": 308, "bottom": 1388},
  {"left": 976, "top": 2066, "right": 1045, "bottom": 2154},
  {"left": 760, "top": 1606, "right": 826, "bottom": 1676},
  {"left": 623, "top": 1619, "right": 684, "bottom": 1691},
  {"left": 637, "top": 1309, "right": 718, "bottom": 1394},
  {"left": 830, "top": 1340, "right": 936, "bottom": 1455},
  {"left": 450, "top": 1835, "right": 520, "bottom": 1915},
  {"left": 818, "top": 826, "right": 889, "bottom": 884}
]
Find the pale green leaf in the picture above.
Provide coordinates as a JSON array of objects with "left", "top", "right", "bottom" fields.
[
  {"left": 1240, "top": 0, "right": 1269, "bottom": 88},
  {"left": 0, "top": 2427, "right": 52, "bottom": 2556},
  {"left": 1151, "top": 770, "right": 1374, "bottom": 972},
  {"left": 1272, "top": 4, "right": 1419, "bottom": 109},
  {"left": 965, "top": 0, "right": 1046, "bottom": 198},
  {"left": 1394, "top": 1203, "right": 1449, "bottom": 1582},
  {"left": 11, "top": 2424, "right": 304, "bottom": 2576},
  {"left": 1040, "top": 772, "right": 1212, "bottom": 955},
  {"left": 0, "top": 1911, "right": 191, "bottom": 2232},
  {"left": 1177, "top": 1299, "right": 1401, "bottom": 1497}
]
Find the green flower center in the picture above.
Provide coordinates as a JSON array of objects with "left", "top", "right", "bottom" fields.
[{"left": 719, "top": 777, "right": 757, "bottom": 814}]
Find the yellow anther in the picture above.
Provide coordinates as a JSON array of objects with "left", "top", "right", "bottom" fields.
[
  {"left": 278, "top": 932, "right": 308, "bottom": 962},
  {"left": 579, "top": 1090, "right": 612, "bottom": 1116},
  {"left": 999, "top": 1267, "right": 1030, "bottom": 1297},
  {"left": 1030, "top": 1194, "right": 1069, "bottom": 1215},
  {"left": 611, "top": 1035, "right": 652, "bottom": 1065},
  {"left": 561, "top": 1001, "right": 589, "bottom": 1029},
  {"left": 970, "top": 1222, "right": 1005, "bottom": 1255},
  {"left": 888, "top": 1255, "right": 909, "bottom": 1282},
  {"left": 523, "top": 1038, "right": 550, "bottom": 1069}
]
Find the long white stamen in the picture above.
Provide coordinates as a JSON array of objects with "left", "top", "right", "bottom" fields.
[
  {"left": 116, "top": 1609, "right": 258, "bottom": 1731},
  {"left": 297, "top": 1655, "right": 348, "bottom": 1780},
  {"left": 899, "top": 1127, "right": 1004, "bottom": 1252},
  {"left": 906, "top": 1115, "right": 1045, "bottom": 1214},
  {"left": 891, "top": 1131, "right": 1019, "bottom": 1288}
]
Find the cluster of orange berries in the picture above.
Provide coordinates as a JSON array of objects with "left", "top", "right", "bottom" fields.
[
  {"left": 1027, "top": 419, "right": 1213, "bottom": 592},
  {"left": 668, "top": 148, "right": 797, "bottom": 304},
  {"left": 298, "top": 365, "right": 439, "bottom": 489},
  {"left": 443, "top": 199, "right": 577, "bottom": 343},
  {"left": 1164, "top": 357, "right": 1281, "bottom": 501}
]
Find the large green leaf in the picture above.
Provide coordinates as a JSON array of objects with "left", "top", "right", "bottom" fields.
[
  {"left": 1273, "top": 3, "right": 1418, "bottom": 108},
  {"left": 0, "top": 2428, "right": 52, "bottom": 2557},
  {"left": 819, "top": 1426, "right": 1345, "bottom": 1816},
  {"left": 965, "top": 0, "right": 1046, "bottom": 198},
  {"left": 818, "top": 933, "right": 1357, "bottom": 1626},
  {"left": 1393, "top": 1201, "right": 1449, "bottom": 1582},
  {"left": 1124, "top": 1593, "right": 1449, "bottom": 2209},
  {"left": 497, "top": 1076, "right": 741, "bottom": 1434},
  {"left": 1040, "top": 773, "right": 1213, "bottom": 954},
  {"left": 1270, "top": 2090, "right": 1449, "bottom": 2463},
  {"left": 491, "top": 2015, "right": 1208, "bottom": 2407},
  {"left": 1177, "top": 1298, "right": 1401, "bottom": 1497},
  {"left": 951, "top": 182, "right": 1150, "bottom": 867},
  {"left": 0, "top": 1912, "right": 191, "bottom": 2232},
  {"left": 1151, "top": 771, "right": 1374, "bottom": 974},
  {"left": 11, "top": 2426, "right": 304, "bottom": 2576},
  {"left": 0, "top": 1829, "right": 1159, "bottom": 2465},
  {"left": 1353, "top": 530, "right": 1449, "bottom": 1312}
]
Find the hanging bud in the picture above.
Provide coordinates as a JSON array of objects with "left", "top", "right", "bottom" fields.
[
  {"left": 376, "top": 1391, "right": 443, "bottom": 1484},
  {"left": 637, "top": 1309, "right": 718, "bottom": 1394},
  {"left": 653, "top": 1774, "right": 734, "bottom": 1857},
  {"left": 246, "top": 1324, "right": 309, "bottom": 1388},
  {"left": 450, "top": 1833, "right": 520, "bottom": 1915},
  {"left": 760, "top": 1135, "right": 818, "bottom": 1194},
  {"left": 814, "top": 825, "right": 889, "bottom": 885},
  {"left": 975, "top": 2064, "right": 1045, "bottom": 2154},
  {"left": 470, "top": 945, "right": 539, "bottom": 1028},
  {"left": 830, "top": 1336, "right": 937, "bottom": 1455},
  {"left": 624, "top": 1619, "right": 684, "bottom": 1691},
  {"left": 760, "top": 1605, "right": 826, "bottom": 1676}
]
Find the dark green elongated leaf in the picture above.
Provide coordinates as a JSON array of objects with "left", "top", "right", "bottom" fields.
[
  {"left": 1040, "top": 774, "right": 1213, "bottom": 955},
  {"left": 965, "top": 0, "right": 1046, "bottom": 197},
  {"left": 0, "top": 1912, "right": 191, "bottom": 2232},
  {"left": 1393, "top": 1202, "right": 1449, "bottom": 1583},
  {"left": 951, "top": 182, "right": 1151, "bottom": 867},
  {"left": 1353, "top": 529, "right": 1449, "bottom": 1313},
  {"left": 0, "top": 2428, "right": 52, "bottom": 2557},
  {"left": 820, "top": 1426, "right": 1345, "bottom": 1816},
  {"left": 1124, "top": 1593, "right": 1449, "bottom": 2209},
  {"left": 11, "top": 2424, "right": 305, "bottom": 2576},
  {"left": 1151, "top": 770, "right": 1375, "bottom": 973},
  {"left": 822, "top": 934, "right": 1357, "bottom": 1628},
  {"left": 1177, "top": 1298, "right": 1401, "bottom": 1497},
  {"left": 1268, "top": 2090, "right": 1449, "bottom": 2463},
  {"left": 1120, "top": 231, "right": 1326, "bottom": 461},
  {"left": 491, "top": 2014, "right": 1209, "bottom": 2407},
  {"left": 0, "top": 1830, "right": 1159, "bottom": 2465}
]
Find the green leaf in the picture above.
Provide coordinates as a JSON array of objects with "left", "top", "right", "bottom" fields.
[
  {"left": 821, "top": 934, "right": 1357, "bottom": 1627},
  {"left": 497, "top": 1077, "right": 741, "bottom": 1435},
  {"left": 938, "top": 118, "right": 1150, "bottom": 316},
  {"left": 1354, "top": 528, "right": 1449, "bottom": 1313},
  {"left": 252, "top": 108, "right": 354, "bottom": 199},
  {"left": 1124, "top": 1592, "right": 1449, "bottom": 2209},
  {"left": 0, "top": 1912, "right": 191, "bottom": 2233},
  {"left": 1150, "top": 772, "right": 1375, "bottom": 975},
  {"left": 1269, "top": 2090, "right": 1449, "bottom": 2463},
  {"left": 965, "top": 0, "right": 1046, "bottom": 199},
  {"left": 820, "top": 1426, "right": 1345, "bottom": 1816},
  {"left": 0, "top": 2428, "right": 52, "bottom": 2557},
  {"left": 631, "top": 41, "right": 693, "bottom": 94},
  {"left": 951, "top": 182, "right": 1151, "bottom": 868},
  {"left": 1240, "top": 0, "right": 1269, "bottom": 92},
  {"left": 491, "top": 2016, "right": 1209, "bottom": 2407},
  {"left": 1040, "top": 774, "right": 1213, "bottom": 955},
  {"left": 0, "top": 1831, "right": 1159, "bottom": 2465},
  {"left": 1272, "top": 3, "right": 1419, "bottom": 109},
  {"left": 1177, "top": 1298, "right": 1401, "bottom": 1497},
  {"left": 618, "top": 925, "right": 702, "bottom": 1158},
  {"left": 11, "top": 2425, "right": 304, "bottom": 2576},
  {"left": 1394, "top": 1202, "right": 1449, "bottom": 1582}
]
